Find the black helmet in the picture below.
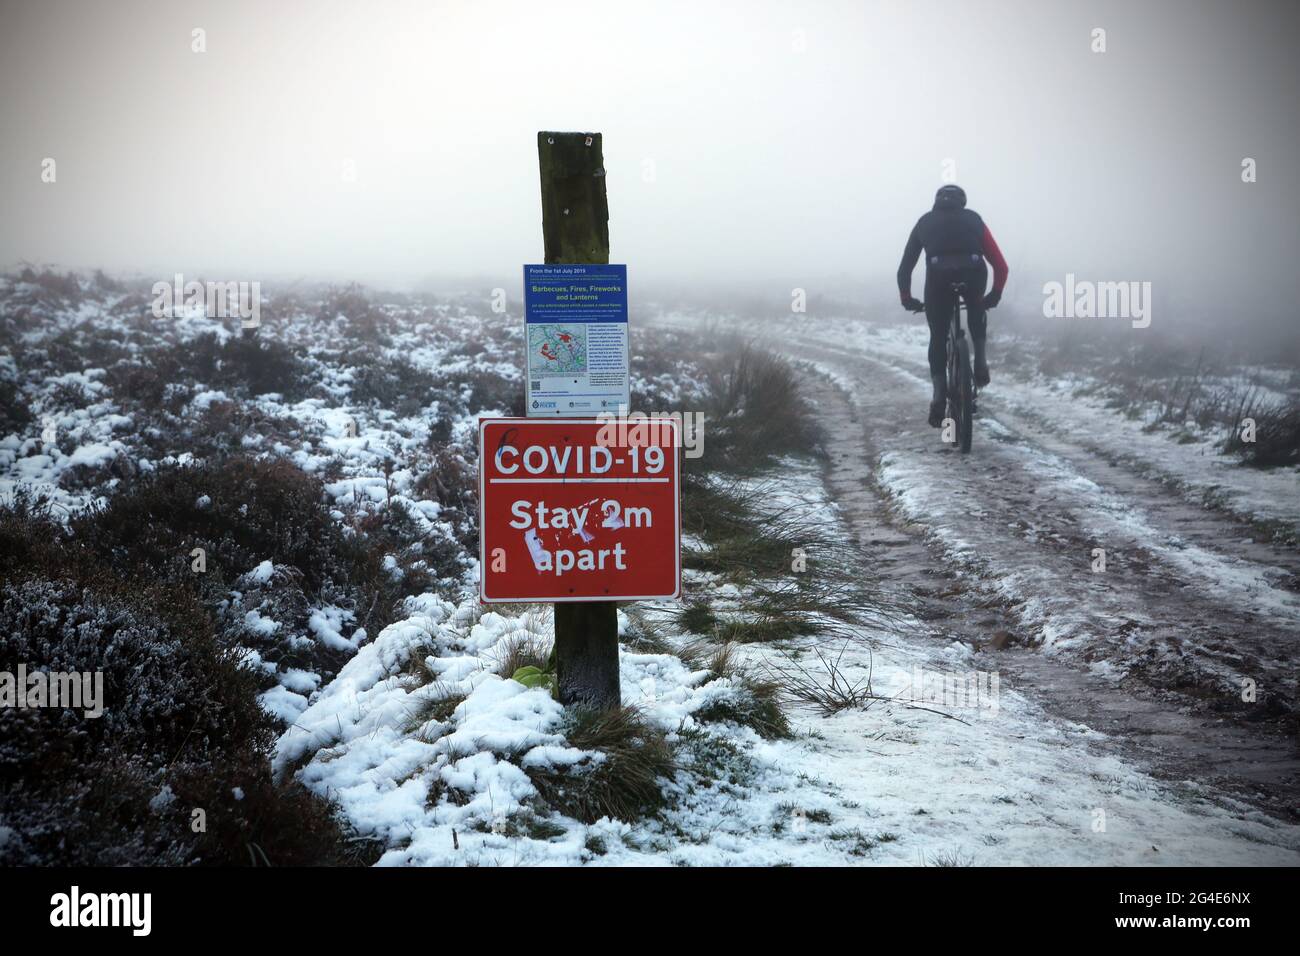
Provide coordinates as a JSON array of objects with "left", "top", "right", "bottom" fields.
[{"left": 934, "top": 184, "right": 967, "bottom": 210}]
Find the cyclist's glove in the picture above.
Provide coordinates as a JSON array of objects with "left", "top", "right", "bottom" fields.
[
  {"left": 901, "top": 295, "right": 925, "bottom": 313},
  {"left": 982, "top": 289, "right": 1002, "bottom": 310}
]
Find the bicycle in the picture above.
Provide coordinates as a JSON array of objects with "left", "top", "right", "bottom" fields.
[{"left": 909, "top": 282, "right": 977, "bottom": 453}]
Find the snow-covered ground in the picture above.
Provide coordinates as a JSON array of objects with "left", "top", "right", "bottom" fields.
[
  {"left": 278, "top": 455, "right": 1299, "bottom": 865},
  {"left": 0, "top": 279, "right": 703, "bottom": 717},
  {"left": 849, "top": 320, "right": 1300, "bottom": 541},
  {"left": 675, "top": 311, "right": 1300, "bottom": 700},
  {"left": 5, "top": 279, "right": 1297, "bottom": 865}
]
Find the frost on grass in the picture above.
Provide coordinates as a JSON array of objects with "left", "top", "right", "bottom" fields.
[
  {"left": 274, "top": 597, "right": 815, "bottom": 866},
  {"left": 7, "top": 274, "right": 1297, "bottom": 866},
  {"left": 0, "top": 576, "right": 352, "bottom": 865}
]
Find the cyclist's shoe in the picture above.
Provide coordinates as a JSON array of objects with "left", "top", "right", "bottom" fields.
[{"left": 928, "top": 400, "right": 945, "bottom": 427}]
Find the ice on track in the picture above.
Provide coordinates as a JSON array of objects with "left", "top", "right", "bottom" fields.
[
  {"left": 839, "top": 319, "right": 1300, "bottom": 539},
  {"left": 784, "top": 317, "right": 1300, "bottom": 671}
]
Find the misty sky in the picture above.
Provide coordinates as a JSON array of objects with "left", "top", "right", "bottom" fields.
[{"left": 2, "top": 0, "right": 1298, "bottom": 323}]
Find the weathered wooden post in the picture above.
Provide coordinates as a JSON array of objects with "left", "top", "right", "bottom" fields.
[{"left": 537, "top": 130, "right": 620, "bottom": 709}]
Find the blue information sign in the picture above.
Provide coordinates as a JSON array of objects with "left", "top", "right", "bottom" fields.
[{"left": 523, "top": 264, "right": 631, "bottom": 416}]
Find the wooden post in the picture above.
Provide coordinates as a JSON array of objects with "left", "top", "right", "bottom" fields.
[{"left": 538, "top": 130, "right": 620, "bottom": 709}]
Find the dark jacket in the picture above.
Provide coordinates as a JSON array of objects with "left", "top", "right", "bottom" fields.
[{"left": 898, "top": 193, "right": 1008, "bottom": 301}]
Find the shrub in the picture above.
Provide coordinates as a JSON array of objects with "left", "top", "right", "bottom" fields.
[
  {"left": 15, "top": 267, "right": 84, "bottom": 306},
  {"left": 413, "top": 443, "right": 477, "bottom": 522},
  {"left": 683, "top": 642, "right": 791, "bottom": 740},
  {"left": 71, "top": 456, "right": 344, "bottom": 593},
  {"left": 527, "top": 706, "right": 676, "bottom": 823},
  {"left": 0, "top": 573, "right": 352, "bottom": 865},
  {"left": 444, "top": 364, "right": 525, "bottom": 416},
  {"left": 318, "top": 283, "right": 394, "bottom": 344},
  {"left": 0, "top": 378, "right": 33, "bottom": 437},
  {"left": 56, "top": 457, "right": 441, "bottom": 673},
  {"left": 345, "top": 352, "right": 440, "bottom": 416},
  {"left": 1223, "top": 401, "right": 1300, "bottom": 468},
  {"left": 102, "top": 352, "right": 188, "bottom": 409},
  {"left": 700, "top": 345, "right": 823, "bottom": 473},
  {"left": 494, "top": 631, "right": 551, "bottom": 679},
  {"left": 178, "top": 332, "right": 312, "bottom": 402},
  {"left": 335, "top": 501, "right": 448, "bottom": 634}
]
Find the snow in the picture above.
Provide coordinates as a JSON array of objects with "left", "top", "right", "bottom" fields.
[
  {"left": 148, "top": 785, "right": 176, "bottom": 813},
  {"left": 189, "top": 389, "right": 229, "bottom": 411},
  {"left": 241, "top": 609, "right": 280, "bottom": 637},
  {"left": 244, "top": 559, "right": 275, "bottom": 584},
  {"left": 65, "top": 443, "right": 119, "bottom": 468},
  {"left": 259, "top": 685, "right": 311, "bottom": 723},
  {"left": 279, "top": 668, "right": 320, "bottom": 695},
  {"left": 7, "top": 280, "right": 1297, "bottom": 866},
  {"left": 307, "top": 605, "right": 363, "bottom": 653},
  {"left": 271, "top": 453, "right": 1300, "bottom": 866},
  {"left": 839, "top": 319, "right": 1300, "bottom": 538}
]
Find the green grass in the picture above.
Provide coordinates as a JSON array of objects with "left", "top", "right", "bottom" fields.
[
  {"left": 676, "top": 601, "right": 719, "bottom": 635},
  {"left": 683, "top": 642, "right": 792, "bottom": 740},
  {"left": 402, "top": 683, "right": 468, "bottom": 735},
  {"left": 526, "top": 706, "right": 677, "bottom": 824}
]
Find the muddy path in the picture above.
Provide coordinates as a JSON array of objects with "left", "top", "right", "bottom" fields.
[{"left": 664, "top": 314, "right": 1300, "bottom": 822}]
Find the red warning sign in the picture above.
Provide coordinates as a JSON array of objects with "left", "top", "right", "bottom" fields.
[{"left": 478, "top": 417, "right": 681, "bottom": 602}]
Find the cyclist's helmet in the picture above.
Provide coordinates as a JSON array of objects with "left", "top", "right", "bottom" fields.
[{"left": 934, "top": 184, "right": 967, "bottom": 210}]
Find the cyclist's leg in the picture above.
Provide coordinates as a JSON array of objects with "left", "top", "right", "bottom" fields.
[
  {"left": 964, "top": 266, "right": 990, "bottom": 386},
  {"left": 923, "top": 289, "right": 950, "bottom": 427}
]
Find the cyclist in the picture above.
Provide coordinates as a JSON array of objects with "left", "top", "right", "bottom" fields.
[{"left": 897, "top": 184, "right": 1009, "bottom": 427}]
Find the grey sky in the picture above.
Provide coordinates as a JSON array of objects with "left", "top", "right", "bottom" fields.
[{"left": 2, "top": 0, "right": 1297, "bottom": 324}]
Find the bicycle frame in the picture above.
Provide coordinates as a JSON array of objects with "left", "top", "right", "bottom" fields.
[{"left": 948, "top": 283, "right": 966, "bottom": 362}]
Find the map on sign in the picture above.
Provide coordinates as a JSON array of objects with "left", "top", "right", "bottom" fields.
[
  {"left": 528, "top": 323, "right": 587, "bottom": 376},
  {"left": 523, "top": 264, "right": 629, "bottom": 416}
]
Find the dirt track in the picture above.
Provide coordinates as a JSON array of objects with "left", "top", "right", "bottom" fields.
[{"left": 669, "top": 314, "right": 1300, "bottom": 822}]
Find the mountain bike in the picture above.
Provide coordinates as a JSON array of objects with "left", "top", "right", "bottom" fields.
[{"left": 910, "top": 282, "right": 977, "bottom": 452}]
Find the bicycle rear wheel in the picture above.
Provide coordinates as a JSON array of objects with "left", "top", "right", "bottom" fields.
[{"left": 950, "top": 337, "right": 974, "bottom": 453}]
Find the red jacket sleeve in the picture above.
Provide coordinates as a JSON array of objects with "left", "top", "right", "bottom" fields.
[{"left": 982, "top": 225, "right": 1009, "bottom": 293}]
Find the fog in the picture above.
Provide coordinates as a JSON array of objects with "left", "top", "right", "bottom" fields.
[{"left": 2, "top": 0, "right": 1298, "bottom": 334}]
